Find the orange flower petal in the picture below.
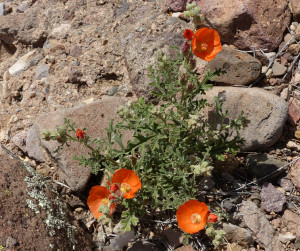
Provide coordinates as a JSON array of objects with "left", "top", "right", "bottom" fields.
[
  {"left": 191, "top": 28, "right": 222, "bottom": 61},
  {"left": 87, "top": 186, "right": 110, "bottom": 219},
  {"left": 111, "top": 169, "right": 141, "bottom": 199},
  {"left": 176, "top": 200, "right": 209, "bottom": 234}
]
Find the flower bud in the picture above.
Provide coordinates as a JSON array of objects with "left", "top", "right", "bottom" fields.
[
  {"left": 183, "top": 10, "right": 191, "bottom": 18},
  {"left": 187, "top": 83, "right": 195, "bottom": 92},
  {"left": 181, "top": 41, "right": 190, "bottom": 57},
  {"left": 189, "top": 58, "right": 196, "bottom": 70},
  {"left": 57, "top": 126, "right": 67, "bottom": 137},
  {"left": 41, "top": 130, "right": 51, "bottom": 141}
]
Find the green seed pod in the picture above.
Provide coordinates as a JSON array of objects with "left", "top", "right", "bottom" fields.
[
  {"left": 194, "top": 6, "right": 201, "bottom": 14},
  {"left": 183, "top": 10, "right": 191, "bottom": 18}
]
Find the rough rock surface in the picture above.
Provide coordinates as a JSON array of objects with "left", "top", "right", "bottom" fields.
[
  {"left": 223, "top": 223, "right": 254, "bottom": 247},
  {"left": 197, "top": 0, "right": 291, "bottom": 51},
  {"left": 207, "top": 48, "right": 261, "bottom": 86},
  {"left": 199, "top": 87, "right": 288, "bottom": 151},
  {"left": 290, "top": 0, "right": 300, "bottom": 22},
  {"left": 237, "top": 200, "right": 283, "bottom": 250},
  {"left": 245, "top": 153, "right": 288, "bottom": 179},
  {"left": 0, "top": 152, "right": 92, "bottom": 250},
  {"left": 28, "top": 96, "right": 132, "bottom": 192},
  {"left": 261, "top": 182, "right": 286, "bottom": 213},
  {"left": 281, "top": 210, "right": 300, "bottom": 238}
]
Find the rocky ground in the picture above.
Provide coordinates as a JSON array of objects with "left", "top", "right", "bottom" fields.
[{"left": 1, "top": 0, "right": 300, "bottom": 250}]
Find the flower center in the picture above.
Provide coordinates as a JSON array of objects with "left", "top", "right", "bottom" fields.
[
  {"left": 120, "top": 183, "right": 131, "bottom": 193},
  {"left": 197, "top": 42, "right": 208, "bottom": 52},
  {"left": 101, "top": 198, "right": 109, "bottom": 205},
  {"left": 191, "top": 213, "right": 202, "bottom": 224}
]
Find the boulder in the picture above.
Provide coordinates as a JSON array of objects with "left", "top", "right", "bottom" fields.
[
  {"left": 198, "top": 87, "right": 288, "bottom": 151},
  {"left": 27, "top": 96, "right": 132, "bottom": 192}
]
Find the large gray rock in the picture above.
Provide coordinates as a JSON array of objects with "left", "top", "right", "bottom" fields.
[
  {"left": 207, "top": 48, "right": 261, "bottom": 86},
  {"left": 199, "top": 87, "right": 288, "bottom": 151},
  {"left": 198, "top": 0, "right": 291, "bottom": 51},
  {"left": 27, "top": 96, "right": 131, "bottom": 192}
]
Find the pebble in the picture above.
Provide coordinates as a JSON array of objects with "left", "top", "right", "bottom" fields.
[
  {"left": 17, "top": 1, "right": 30, "bottom": 12},
  {"left": 272, "top": 61, "right": 287, "bottom": 77},
  {"left": 262, "top": 66, "right": 272, "bottom": 78},
  {"left": 51, "top": 23, "right": 71, "bottom": 39},
  {"left": 277, "top": 177, "right": 294, "bottom": 192},
  {"left": 6, "top": 236, "right": 18, "bottom": 248},
  {"left": 288, "top": 44, "right": 300, "bottom": 55},
  {"left": 35, "top": 64, "right": 49, "bottom": 80},
  {"left": 9, "top": 50, "right": 43, "bottom": 76},
  {"left": 278, "top": 232, "right": 296, "bottom": 243}
]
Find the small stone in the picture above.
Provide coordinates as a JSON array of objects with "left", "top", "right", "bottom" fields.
[
  {"left": 278, "top": 232, "right": 296, "bottom": 243},
  {"left": 51, "top": 23, "right": 71, "bottom": 39},
  {"left": 288, "top": 44, "right": 300, "bottom": 55},
  {"left": 261, "top": 182, "right": 286, "bottom": 213},
  {"left": 168, "top": 0, "right": 187, "bottom": 12},
  {"left": 17, "top": 1, "right": 30, "bottom": 12},
  {"left": 107, "top": 86, "right": 118, "bottom": 96},
  {"left": 262, "top": 66, "right": 273, "bottom": 78},
  {"left": 68, "top": 65, "right": 82, "bottom": 83},
  {"left": 35, "top": 63, "right": 49, "bottom": 80},
  {"left": 222, "top": 200, "right": 236, "bottom": 212},
  {"left": 264, "top": 52, "right": 276, "bottom": 60},
  {"left": 272, "top": 61, "right": 287, "bottom": 77},
  {"left": 277, "top": 177, "right": 294, "bottom": 192},
  {"left": 286, "top": 140, "right": 300, "bottom": 150},
  {"left": 290, "top": 0, "right": 300, "bottom": 22},
  {"left": 9, "top": 50, "right": 43, "bottom": 76},
  {"left": 223, "top": 223, "right": 254, "bottom": 248},
  {"left": 69, "top": 45, "right": 82, "bottom": 57},
  {"left": 280, "top": 87, "right": 289, "bottom": 100}
]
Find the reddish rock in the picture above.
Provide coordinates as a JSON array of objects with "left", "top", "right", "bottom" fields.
[
  {"left": 168, "top": 0, "right": 187, "bottom": 12},
  {"left": 261, "top": 182, "right": 286, "bottom": 213},
  {"left": 29, "top": 96, "right": 132, "bottom": 191},
  {"left": 198, "top": 0, "right": 291, "bottom": 51},
  {"left": 288, "top": 100, "right": 300, "bottom": 126},
  {"left": 290, "top": 159, "right": 300, "bottom": 190},
  {"left": 281, "top": 210, "right": 300, "bottom": 237}
]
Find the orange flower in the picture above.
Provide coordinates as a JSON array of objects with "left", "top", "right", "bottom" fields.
[
  {"left": 191, "top": 27, "right": 222, "bottom": 61},
  {"left": 176, "top": 200, "right": 209, "bottom": 234},
  {"left": 183, "top": 29, "right": 194, "bottom": 40},
  {"left": 87, "top": 186, "right": 115, "bottom": 219},
  {"left": 76, "top": 129, "right": 85, "bottom": 140},
  {"left": 110, "top": 169, "right": 141, "bottom": 199}
]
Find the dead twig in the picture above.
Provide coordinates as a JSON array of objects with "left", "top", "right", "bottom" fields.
[{"left": 249, "top": 36, "right": 295, "bottom": 88}]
